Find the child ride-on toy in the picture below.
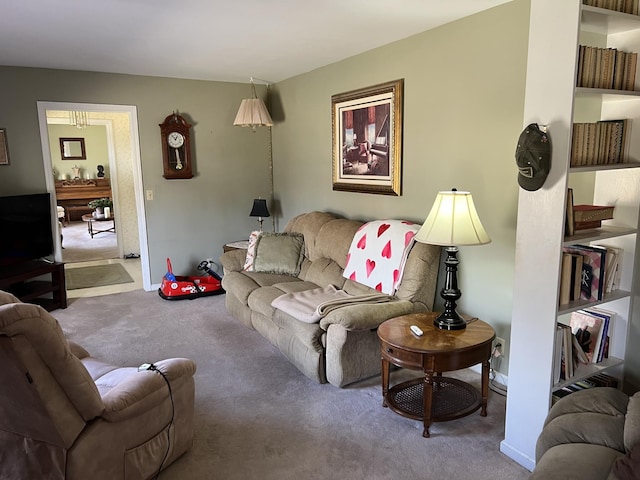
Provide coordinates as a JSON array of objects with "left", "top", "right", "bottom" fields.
[{"left": 158, "top": 258, "right": 224, "bottom": 300}]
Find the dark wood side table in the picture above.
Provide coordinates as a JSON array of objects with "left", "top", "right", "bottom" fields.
[
  {"left": 223, "top": 240, "right": 249, "bottom": 253},
  {"left": 378, "top": 312, "right": 495, "bottom": 437}
]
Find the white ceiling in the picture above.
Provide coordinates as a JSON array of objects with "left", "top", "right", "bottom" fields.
[{"left": 0, "top": 0, "right": 512, "bottom": 84}]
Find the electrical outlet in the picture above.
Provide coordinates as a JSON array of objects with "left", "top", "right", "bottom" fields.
[{"left": 495, "top": 337, "right": 506, "bottom": 354}]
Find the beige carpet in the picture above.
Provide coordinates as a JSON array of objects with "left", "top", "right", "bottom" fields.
[
  {"left": 49, "top": 290, "right": 530, "bottom": 480},
  {"left": 65, "top": 264, "right": 134, "bottom": 290},
  {"left": 61, "top": 220, "right": 119, "bottom": 263}
]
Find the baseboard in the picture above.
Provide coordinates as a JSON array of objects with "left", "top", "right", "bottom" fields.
[{"left": 500, "top": 440, "right": 535, "bottom": 471}]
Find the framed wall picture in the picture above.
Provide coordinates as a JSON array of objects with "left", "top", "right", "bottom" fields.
[
  {"left": 0, "top": 129, "right": 9, "bottom": 165},
  {"left": 59, "top": 137, "right": 86, "bottom": 160},
  {"left": 331, "top": 79, "right": 403, "bottom": 195}
]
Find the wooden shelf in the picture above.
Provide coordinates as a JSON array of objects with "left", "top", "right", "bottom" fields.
[
  {"left": 0, "top": 261, "right": 67, "bottom": 311},
  {"left": 553, "top": 356, "right": 624, "bottom": 390}
]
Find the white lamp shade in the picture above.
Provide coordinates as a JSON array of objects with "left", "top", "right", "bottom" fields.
[
  {"left": 233, "top": 98, "right": 273, "bottom": 127},
  {"left": 415, "top": 190, "right": 491, "bottom": 246}
]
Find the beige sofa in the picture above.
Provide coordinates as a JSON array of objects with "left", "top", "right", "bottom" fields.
[
  {"left": 530, "top": 387, "right": 640, "bottom": 480},
  {"left": 219, "top": 211, "right": 440, "bottom": 387}
]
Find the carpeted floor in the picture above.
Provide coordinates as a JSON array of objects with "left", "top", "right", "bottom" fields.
[
  {"left": 61, "top": 220, "right": 119, "bottom": 263},
  {"left": 65, "top": 263, "right": 134, "bottom": 290},
  {"left": 52, "top": 290, "right": 530, "bottom": 480}
]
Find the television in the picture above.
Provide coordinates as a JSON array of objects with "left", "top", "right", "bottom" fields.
[{"left": 0, "top": 193, "right": 55, "bottom": 266}]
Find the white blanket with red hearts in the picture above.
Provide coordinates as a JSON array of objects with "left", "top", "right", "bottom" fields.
[{"left": 342, "top": 219, "right": 420, "bottom": 295}]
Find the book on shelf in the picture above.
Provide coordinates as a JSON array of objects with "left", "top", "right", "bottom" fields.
[
  {"left": 570, "top": 119, "right": 630, "bottom": 166},
  {"left": 559, "top": 252, "right": 584, "bottom": 305},
  {"left": 576, "top": 45, "right": 637, "bottom": 91},
  {"left": 565, "top": 188, "right": 575, "bottom": 237},
  {"left": 595, "top": 244, "right": 623, "bottom": 293},
  {"left": 563, "top": 245, "right": 607, "bottom": 302},
  {"left": 573, "top": 205, "right": 615, "bottom": 223},
  {"left": 581, "top": 307, "right": 615, "bottom": 363},
  {"left": 582, "top": 0, "right": 639, "bottom": 15},
  {"left": 569, "top": 310, "right": 606, "bottom": 364},
  {"left": 554, "top": 324, "right": 564, "bottom": 384}
]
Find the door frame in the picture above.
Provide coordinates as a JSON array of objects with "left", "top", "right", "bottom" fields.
[{"left": 36, "top": 101, "right": 152, "bottom": 291}]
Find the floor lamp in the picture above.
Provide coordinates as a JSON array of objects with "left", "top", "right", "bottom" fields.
[
  {"left": 233, "top": 77, "right": 275, "bottom": 231},
  {"left": 414, "top": 189, "right": 491, "bottom": 330}
]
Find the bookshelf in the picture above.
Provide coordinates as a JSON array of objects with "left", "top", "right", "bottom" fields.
[{"left": 501, "top": 0, "right": 640, "bottom": 471}]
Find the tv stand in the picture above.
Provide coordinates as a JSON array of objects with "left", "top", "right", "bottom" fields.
[{"left": 0, "top": 261, "right": 67, "bottom": 311}]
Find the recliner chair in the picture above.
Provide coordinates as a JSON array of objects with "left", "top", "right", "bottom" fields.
[{"left": 0, "top": 291, "right": 196, "bottom": 480}]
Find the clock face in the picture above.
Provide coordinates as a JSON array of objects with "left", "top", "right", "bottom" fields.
[{"left": 167, "top": 131, "right": 184, "bottom": 148}]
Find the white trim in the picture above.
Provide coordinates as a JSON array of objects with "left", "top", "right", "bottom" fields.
[{"left": 36, "top": 101, "right": 152, "bottom": 291}]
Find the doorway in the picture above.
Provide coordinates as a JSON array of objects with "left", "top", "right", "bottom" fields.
[{"left": 36, "top": 102, "right": 152, "bottom": 292}]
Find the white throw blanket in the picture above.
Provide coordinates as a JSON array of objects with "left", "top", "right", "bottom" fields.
[
  {"left": 342, "top": 219, "right": 419, "bottom": 294},
  {"left": 271, "top": 285, "right": 392, "bottom": 324}
]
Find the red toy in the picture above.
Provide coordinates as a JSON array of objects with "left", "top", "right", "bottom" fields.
[{"left": 158, "top": 258, "right": 224, "bottom": 300}]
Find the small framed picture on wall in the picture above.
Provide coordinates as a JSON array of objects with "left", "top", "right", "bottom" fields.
[{"left": 0, "top": 129, "right": 9, "bottom": 165}]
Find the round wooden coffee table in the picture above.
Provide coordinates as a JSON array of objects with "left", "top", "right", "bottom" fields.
[{"left": 378, "top": 312, "right": 495, "bottom": 437}]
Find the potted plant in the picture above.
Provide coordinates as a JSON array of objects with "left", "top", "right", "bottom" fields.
[{"left": 88, "top": 197, "right": 113, "bottom": 217}]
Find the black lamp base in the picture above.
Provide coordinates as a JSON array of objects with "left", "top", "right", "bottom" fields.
[
  {"left": 435, "top": 246, "right": 466, "bottom": 331},
  {"left": 433, "top": 311, "right": 467, "bottom": 331}
]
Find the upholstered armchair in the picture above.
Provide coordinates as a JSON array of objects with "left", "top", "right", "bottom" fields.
[{"left": 0, "top": 291, "right": 196, "bottom": 480}]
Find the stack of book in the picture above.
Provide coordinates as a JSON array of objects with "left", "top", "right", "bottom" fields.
[
  {"left": 552, "top": 372, "right": 619, "bottom": 404},
  {"left": 565, "top": 188, "right": 616, "bottom": 236},
  {"left": 582, "top": 0, "right": 639, "bottom": 15},
  {"left": 554, "top": 309, "right": 615, "bottom": 385},
  {"left": 570, "top": 119, "right": 630, "bottom": 166},
  {"left": 559, "top": 243, "right": 622, "bottom": 305},
  {"left": 576, "top": 45, "right": 637, "bottom": 91},
  {"left": 573, "top": 205, "right": 615, "bottom": 231}
]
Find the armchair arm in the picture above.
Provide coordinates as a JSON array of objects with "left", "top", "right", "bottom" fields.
[
  {"left": 219, "top": 249, "right": 247, "bottom": 273},
  {"left": 100, "top": 358, "right": 196, "bottom": 422},
  {"left": 319, "top": 300, "right": 420, "bottom": 331}
]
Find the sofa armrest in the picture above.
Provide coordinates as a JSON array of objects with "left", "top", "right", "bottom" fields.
[
  {"left": 319, "top": 300, "right": 418, "bottom": 331},
  {"left": 219, "top": 249, "right": 247, "bottom": 273},
  {"left": 100, "top": 358, "right": 196, "bottom": 422}
]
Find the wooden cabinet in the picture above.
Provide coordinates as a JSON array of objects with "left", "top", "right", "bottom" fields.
[
  {"left": 0, "top": 261, "right": 67, "bottom": 311},
  {"left": 55, "top": 178, "right": 112, "bottom": 221},
  {"left": 502, "top": 0, "right": 640, "bottom": 470}
]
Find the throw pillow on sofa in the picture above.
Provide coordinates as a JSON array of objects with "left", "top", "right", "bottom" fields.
[
  {"left": 253, "top": 232, "right": 305, "bottom": 276},
  {"left": 243, "top": 230, "right": 262, "bottom": 272}
]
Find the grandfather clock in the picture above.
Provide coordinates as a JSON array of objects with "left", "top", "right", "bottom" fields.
[{"left": 159, "top": 112, "right": 193, "bottom": 179}]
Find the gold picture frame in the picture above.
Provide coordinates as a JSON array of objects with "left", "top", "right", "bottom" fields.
[
  {"left": 331, "top": 79, "right": 403, "bottom": 195},
  {"left": 0, "top": 129, "right": 9, "bottom": 165}
]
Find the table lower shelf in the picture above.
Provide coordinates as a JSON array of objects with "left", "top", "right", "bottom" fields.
[{"left": 386, "top": 376, "right": 481, "bottom": 422}]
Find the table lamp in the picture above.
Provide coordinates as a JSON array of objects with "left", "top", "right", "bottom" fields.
[
  {"left": 415, "top": 189, "right": 491, "bottom": 330},
  {"left": 250, "top": 198, "right": 270, "bottom": 231}
]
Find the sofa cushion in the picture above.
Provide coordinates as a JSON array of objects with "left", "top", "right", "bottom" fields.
[
  {"left": 284, "top": 211, "right": 338, "bottom": 261},
  {"left": 272, "top": 309, "right": 326, "bottom": 348},
  {"left": 222, "top": 271, "right": 300, "bottom": 306},
  {"left": 253, "top": 232, "right": 305, "bottom": 276},
  {"left": 530, "top": 443, "right": 623, "bottom": 480},
  {"left": 624, "top": 391, "right": 640, "bottom": 452},
  {"left": 301, "top": 257, "right": 346, "bottom": 289}
]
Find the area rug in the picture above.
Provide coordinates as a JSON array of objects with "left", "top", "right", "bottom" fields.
[{"left": 65, "top": 264, "right": 134, "bottom": 290}]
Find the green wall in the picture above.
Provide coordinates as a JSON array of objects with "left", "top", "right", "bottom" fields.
[
  {"left": 0, "top": 68, "right": 273, "bottom": 283},
  {"left": 272, "top": 0, "right": 530, "bottom": 370},
  {"left": 48, "top": 124, "right": 110, "bottom": 180},
  {"left": 0, "top": 0, "right": 530, "bottom": 375}
]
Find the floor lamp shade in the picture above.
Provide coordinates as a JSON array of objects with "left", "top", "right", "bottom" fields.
[
  {"left": 233, "top": 98, "right": 273, "bottom": 128},
  {"left": 415, "top": 189, "right": 491, "bottom": 330}
]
